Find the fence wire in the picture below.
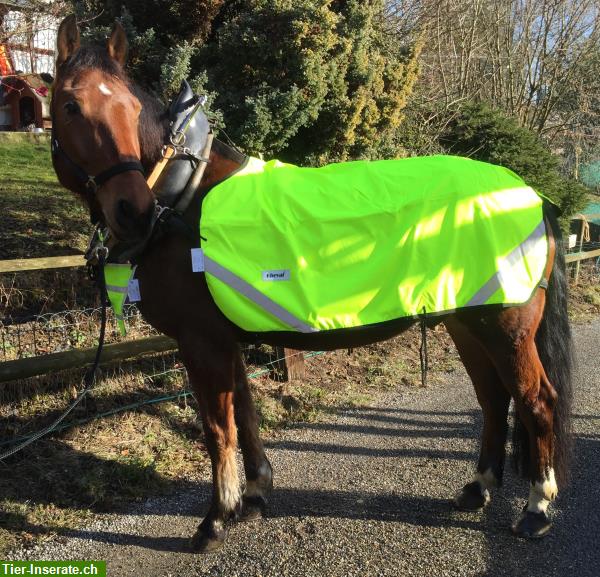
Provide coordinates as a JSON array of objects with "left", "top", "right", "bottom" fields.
[
  {"left": 0, "top": 304, "right": 323, "bottom": 451},
  {"left": 0, "top": 305, "right": 155, "bottom": 361}
]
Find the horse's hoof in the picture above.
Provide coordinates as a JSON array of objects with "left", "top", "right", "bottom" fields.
[
  {"left": 189, "top": 524, "right": 226, "bottom": 553},
  {"left": 240, "top": 495, "right": 267, "bottom": 522},
  {"left": 512, "top": 510, "right": 552, "bottom": 539},
  {"left": 453, "top": 481, "right": 490, "bottom": 512}
]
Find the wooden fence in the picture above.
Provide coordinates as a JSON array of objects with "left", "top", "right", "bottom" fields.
[
  {"left": 0, "top": 256, "right": 305, "bottom": 383},
  {"left": 2, "top": 216, "right": 599, "bottom": 383},
  {"left": 568, "top": 212, "right": 600, "bottom": 282}
]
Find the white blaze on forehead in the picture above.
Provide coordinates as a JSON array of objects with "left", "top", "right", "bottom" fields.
[{"left": 98, "top": 83, "right": 112, "bottom": 96}]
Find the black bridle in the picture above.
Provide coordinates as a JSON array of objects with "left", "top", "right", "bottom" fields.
[{"left": 50, "top": 120, "right": 145, "bottom": 195}]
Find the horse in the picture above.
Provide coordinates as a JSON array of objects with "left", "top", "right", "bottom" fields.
[{"left": 49, "top": 16, "right": 573, "bottom": 552}]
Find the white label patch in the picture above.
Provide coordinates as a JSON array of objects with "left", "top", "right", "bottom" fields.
[
  {"left": 127, "top": 278, "right": 141, "bottom": 302},
  {"left": 262, "top": 269, "right": 290, "bottom": 281},
  {"left": 191, "top": 248, "right": 205, "bottom": 272}
]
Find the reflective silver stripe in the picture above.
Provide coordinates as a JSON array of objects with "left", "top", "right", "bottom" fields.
[
  {"left": 106, "top": 284, "right": 128, "bottom": 294},
  {"left": 466, "top": 220, "right": 546, "bottom": 307},
  {"left": 203, "top": 254, "right": 318, "bottom": 333}
]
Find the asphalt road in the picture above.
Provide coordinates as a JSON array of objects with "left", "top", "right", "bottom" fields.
[{"left": 12, "top": 319, "right": 600, "bottom": 576}]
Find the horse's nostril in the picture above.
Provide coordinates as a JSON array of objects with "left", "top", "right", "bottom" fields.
[
  {"left": 114, "top": 197, "right": 153, "bottom": 240},
  {"left": 117, "top": 199, "right": 136, "bottom": 221}
]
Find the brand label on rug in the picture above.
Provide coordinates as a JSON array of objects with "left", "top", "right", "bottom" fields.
[
  {"left": 262, "top": 269, "right": 290, "bottom": 281},
  {"left": 127, "top": 278, "right": 141, "bottom": 302}
]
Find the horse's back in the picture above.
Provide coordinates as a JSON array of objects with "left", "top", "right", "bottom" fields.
[{"left": 200, "top": 154, "right": 548, "bottom": 336}]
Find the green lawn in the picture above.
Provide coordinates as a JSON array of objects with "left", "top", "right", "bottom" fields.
[{"left": 0, "top": 138, "right": 88, "bottom": 260}]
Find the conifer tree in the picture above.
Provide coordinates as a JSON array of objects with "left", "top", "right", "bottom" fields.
[
  {"left": 201, "top": 0, "right": 421, "bottom": 164},
  {"left": 72, "top": 0, "right": 421, "bottom": 164}
]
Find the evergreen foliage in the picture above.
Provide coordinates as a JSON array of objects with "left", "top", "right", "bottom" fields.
[
  {"left": 289, "top": 1, "right": 422, "bottom": 164},
  {"left": 199, "top": 1, "right": 340, "bottom": 161},
  {"left": 439, "top": 102, "right": 588, "bottom": 217},
  {"left": 70, "top": 0, "right": 421, "bottom": 165}
]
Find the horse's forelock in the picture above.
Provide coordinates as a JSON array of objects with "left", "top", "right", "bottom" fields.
[{"left": 59, "top": 45, "right": 122, "bottom": 79}]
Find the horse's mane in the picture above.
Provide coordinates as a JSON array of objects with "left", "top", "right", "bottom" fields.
[{"left": 59, "top": 46, "right": 168, "bottom": 170}]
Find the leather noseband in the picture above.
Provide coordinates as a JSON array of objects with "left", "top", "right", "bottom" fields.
[{"left": 51, "top": 135, "right": 145, "bottom": 195}]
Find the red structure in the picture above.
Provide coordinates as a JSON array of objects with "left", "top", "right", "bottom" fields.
[
  {"left": 1, "top": 5, "right": 56, "bottom": 130},
  {"left": 0, "top": 44, "right": 11, "bottom": 75},
  {"left": 1, "top": 74, "right": 50, "bottom": 130}
]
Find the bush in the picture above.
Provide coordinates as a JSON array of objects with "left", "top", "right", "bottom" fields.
[
  {"left": 438, "top": 102, "right": 588, "bottom": 217},
  {"left": 73, "top": 0, "right": 421, "bottom": 165}
]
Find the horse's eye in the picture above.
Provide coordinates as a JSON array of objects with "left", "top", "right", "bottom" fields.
[{"left": 64, "top": 100, "right": 80, "bottom": 115}]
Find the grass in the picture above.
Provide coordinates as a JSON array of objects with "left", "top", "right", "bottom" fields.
[
  {"left": 0, "top": 358, "right": 205, "bottom": 553},
  {"left": 0, "top": 140, "right": 91, "bottom": 317},
  {"left": 0, "top": 140, "right": 88, "bottom": 260}
]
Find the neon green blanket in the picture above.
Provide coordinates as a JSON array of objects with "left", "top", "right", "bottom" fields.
[{"left": 198, "top": 154, "right": 547, "bottom": 334}]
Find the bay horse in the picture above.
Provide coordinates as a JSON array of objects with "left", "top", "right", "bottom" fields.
[{"left": 50, "top": 16, "right": 572, "bottom": 551}]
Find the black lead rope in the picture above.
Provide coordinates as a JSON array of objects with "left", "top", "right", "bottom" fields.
[
  {"left": 0, "top": 250, "right": 109, "bottom": 461},
  {"left": 419, "top": 307, "right": 428, "bottom": 388},
  {"left": 85, "top": 248, "right": 109, "bottom": 385}
]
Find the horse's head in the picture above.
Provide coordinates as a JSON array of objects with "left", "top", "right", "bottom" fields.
[{"left": 52, "top": 15, "right": 155, "bottom": 242}]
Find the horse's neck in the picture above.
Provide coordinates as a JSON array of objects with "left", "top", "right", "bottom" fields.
[
  {"left": 174, "top": 138, "right": 247, "bottom": 232},
  {"left": 200, "top": 139, "right": 247, "bottom": 189}
]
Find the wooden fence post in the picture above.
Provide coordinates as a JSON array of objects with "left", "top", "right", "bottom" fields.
[
  {"left": 574, "top": 217, "right": 588, "bottom": 283},
  {"left": 273, "top": 347, "right": 305, "bottom": 381}
]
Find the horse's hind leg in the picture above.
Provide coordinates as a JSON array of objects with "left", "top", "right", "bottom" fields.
[
  {"left": 233, "top": 353, "right": 273, "bottom": 520},
  {"left": 445, "top": 316, "right": 511, "bottom": 511},
  {"left": 179, "top": 337, "right": 242, "bottom": 552},
  {"left": 454, "top": 291, "right": 559, "bottom": 538}
]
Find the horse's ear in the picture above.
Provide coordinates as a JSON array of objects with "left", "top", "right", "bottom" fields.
[
  {"left": 107, "top": 20, "right": 128, "bottom": 66},
  {"left": 56, "top": 15, "right": 80, "bottom": 67}
]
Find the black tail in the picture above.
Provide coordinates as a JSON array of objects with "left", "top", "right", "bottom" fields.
[{"left": 512, "top": 204, "right": 574, "bottom": 487}]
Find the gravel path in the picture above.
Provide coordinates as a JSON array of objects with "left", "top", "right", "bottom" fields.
[{"left": 12, "top": 320, "right": 600, "bottom": 576}]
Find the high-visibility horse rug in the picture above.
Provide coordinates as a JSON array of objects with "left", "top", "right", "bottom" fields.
[{"left": 195, "top": 154, "right": 548, "bottom": 335}]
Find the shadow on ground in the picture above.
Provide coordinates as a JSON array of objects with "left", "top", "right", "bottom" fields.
[{"left": 4, "top": 403, "right": 598, "bottom": 576}]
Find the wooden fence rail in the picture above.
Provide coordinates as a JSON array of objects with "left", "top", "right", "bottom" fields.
[
  {"left": 0, "top": 255, "right": 85, "bottom": 274},
  {"left": 565, "top": 247, "right": 600, "bottom": 263},
  {"left": 0, "top": 335, "right": 177, "bottom": 383}
]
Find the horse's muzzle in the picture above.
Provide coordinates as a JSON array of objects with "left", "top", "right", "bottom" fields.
[{"left": 114, "top": 198, "right": 155, "bottom": 242}]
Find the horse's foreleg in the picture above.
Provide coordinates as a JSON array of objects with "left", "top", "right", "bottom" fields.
[
  {"left": 180, "top": 340, "right": 241, "bottom": 552},
  {"left": 446, "top": 316, "right": 511, "bottom": 511},
  {"left": 233, "top": 353, "right": 273, "bottom": 520}
]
